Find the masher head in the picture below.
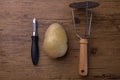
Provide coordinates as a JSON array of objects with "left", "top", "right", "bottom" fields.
[
  {"left": 69, "top": 1, "right": 99, "bottom": 9},
  {"left": 69, "top": 1, "right": 99, "bottom": 39}
]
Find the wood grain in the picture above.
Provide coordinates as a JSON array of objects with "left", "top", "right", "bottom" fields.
[{"left": 0, "top": 0, "right": 120, "bottom": 80}]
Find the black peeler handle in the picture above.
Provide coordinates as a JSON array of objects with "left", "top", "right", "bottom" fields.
[{"left": 31, "top": 36, "right": 39, "bottom": 65}]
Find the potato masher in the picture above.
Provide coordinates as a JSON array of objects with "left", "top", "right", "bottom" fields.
[{"left": 69, "top": 1, "right": 99, "bottom": 76}]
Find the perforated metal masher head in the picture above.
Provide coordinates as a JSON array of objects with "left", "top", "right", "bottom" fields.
[{"left": 69, "top": 1, "right": 99, "bottom": 39}]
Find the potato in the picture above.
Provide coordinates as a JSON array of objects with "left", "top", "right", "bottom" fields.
[{"left": 43, "top": 23, "right": 68, "bottom": 58}]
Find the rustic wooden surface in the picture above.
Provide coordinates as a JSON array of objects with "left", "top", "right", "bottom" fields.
[{"left": 0, "top": 0, "right": 120, "bottom": 80}]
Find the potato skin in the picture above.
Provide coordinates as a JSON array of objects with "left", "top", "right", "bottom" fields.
[{"left": 43, "top": 23, "right": 68, "bottom": 58}]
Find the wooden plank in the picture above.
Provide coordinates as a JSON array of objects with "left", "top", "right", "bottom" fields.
[{"left": 0, "top": 0, "right": 120, "bottom": 80}]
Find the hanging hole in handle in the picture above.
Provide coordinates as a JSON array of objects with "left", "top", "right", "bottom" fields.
[{"left": 81, "top": 70, "right": 85, "bottom": 73}]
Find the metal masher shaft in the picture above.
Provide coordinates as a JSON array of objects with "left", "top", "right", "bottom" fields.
[
  {"left": 85, "top": 2, "right": 93, "bottom": 38},
  {"left": 88, "top": 11, "right": 92, "bottom": 37},
  {"left": 85, "top": 1, "right": 89, "bottom": 38},
  {"left": 71, "top": 8, "right": 82, "bottom": 39}
]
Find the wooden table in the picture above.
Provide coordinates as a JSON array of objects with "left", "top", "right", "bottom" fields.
[{"left": 0, "top": 0, "right": 120, "bottom": 80}]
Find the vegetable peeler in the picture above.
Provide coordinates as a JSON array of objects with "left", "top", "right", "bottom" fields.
[
  {"left": 31, "top": 18, "right": 39, "bottom": 65},
  {"left": 69, "top": 1, "right": 99, "bottom": 76}
]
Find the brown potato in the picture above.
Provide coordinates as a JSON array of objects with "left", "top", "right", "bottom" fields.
[{"left": 43, "top": 23, "right": 68, "bottom": 58}]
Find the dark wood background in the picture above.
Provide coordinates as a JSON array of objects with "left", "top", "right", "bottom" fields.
[{"left": 0, "top": 0, "right": 120, "bottom": 80}]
